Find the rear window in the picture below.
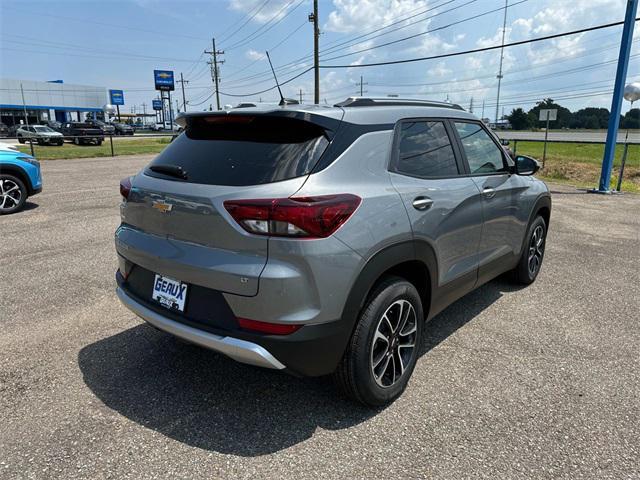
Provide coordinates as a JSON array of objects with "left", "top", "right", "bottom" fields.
[
  {"left": 145, "top": 115, "right": 330, "bottom": 186},
  {"left": 394, "top": 121, "right": 459, "bottom": 178}
]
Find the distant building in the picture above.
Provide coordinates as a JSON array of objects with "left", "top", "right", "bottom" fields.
[
  {"left": 489, "top": 119, "right": 512, "bottom": 130},
  {"left": 0, "top": 78, "right": 107, "bottom": 127}
]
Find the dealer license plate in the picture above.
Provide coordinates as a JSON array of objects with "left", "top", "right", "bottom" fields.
[{"left": 152, "top": 274, "right": 188, "bottom": 312}]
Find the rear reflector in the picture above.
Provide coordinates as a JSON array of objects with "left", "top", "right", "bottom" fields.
[
  {"left": 224, "top": 194, "right": 361, "bottom": 238},
  {"left": 120, "top": 176, "right": 132, "bottom": 200},
  {"left": 237, "top": 318, "right": 302, "bottom": 335}
]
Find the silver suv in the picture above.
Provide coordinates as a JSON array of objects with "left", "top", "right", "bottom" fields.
[{"left": 115, "top": 98, "right": 551, "bottom": 406}]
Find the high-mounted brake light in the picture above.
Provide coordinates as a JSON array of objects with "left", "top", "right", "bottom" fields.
[
  {"left": 120, "top": 177, "right": 132, "bottom": 200},
  {"left": 237, "top": 318, "right": 302, "bottom": 335},
  {"left": 224, "top": 194, "right": 361, "bottom": 239}
]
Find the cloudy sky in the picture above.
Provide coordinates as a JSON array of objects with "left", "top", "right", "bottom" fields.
[{"left": 1, "top": 0, "right": 638, "bottom": 119}]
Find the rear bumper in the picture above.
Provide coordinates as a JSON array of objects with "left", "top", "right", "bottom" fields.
[
  {"left": 116, "top": 286, "right": 286, "bottom": 370},
  {"left": 116, "top": 268, "right": 354, "bottom": 376}
]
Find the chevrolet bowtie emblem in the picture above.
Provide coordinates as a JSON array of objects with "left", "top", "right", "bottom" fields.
[{"left": 152, "top": 201, "right": 173, "bottom": 213}]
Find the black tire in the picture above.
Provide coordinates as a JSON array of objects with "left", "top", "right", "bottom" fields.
[
  {"left": 0, "top": 174, "right": 27, "bottom": 215},
  {"left": 17, "top": 136, "right": 25, "bottom": 144},
  {"left": 38, "top": 139, "right": 46, "bottom": 146},
  {"left": 96, "top": 140, "right": 103, "bottom": 146},
  {"left": 56, "top": 140, "right": 64, "bottom": 146},
  {"left": 334, "top": 276, "right": 424, "bottom": 406},
  {"left": 513, "top": 215, "right": 547, "bottom": 285}
]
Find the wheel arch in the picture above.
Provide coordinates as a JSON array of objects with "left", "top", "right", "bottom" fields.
[
  {"left": 341, "top": 241, "right": 437, "bottom": 331},
  {"left": 0, "top": 164, "right": 33, "bottom": 194},
  {"left": 530, "top": 193, "right": 551, "bottom": 228}
]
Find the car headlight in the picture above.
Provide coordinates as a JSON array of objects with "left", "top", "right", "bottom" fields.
[{"left": 17, "top": 156, "right": 40, "bottom": 167}]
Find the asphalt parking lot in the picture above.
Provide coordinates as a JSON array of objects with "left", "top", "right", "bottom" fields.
[{"left": 1, "top": 155, "right": 639, "bottom": 479}]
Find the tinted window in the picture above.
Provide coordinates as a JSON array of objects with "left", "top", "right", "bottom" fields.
[
  {"left": 454, "top": 122, "right": 506, "bottom": 174},
  {"left": 395, "top": 121, "right": 458, "bottom": 178},
  {"left": 146, "top": 115, "right": 330, "bottom": 186}
]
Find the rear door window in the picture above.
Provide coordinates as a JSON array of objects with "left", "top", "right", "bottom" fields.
[
  {"left": 146, "top": 115, "right": 330, "bottom": 186},
  {"left": 454, "top": 122, "right": 507, "bottom": 174},
  {"left": 393, "top": 120, "right": 459, "bottom": 178}
]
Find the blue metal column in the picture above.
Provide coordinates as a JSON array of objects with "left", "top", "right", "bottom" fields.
[{"left": 598, "top": 0, "right": 638, "bottom": 192}]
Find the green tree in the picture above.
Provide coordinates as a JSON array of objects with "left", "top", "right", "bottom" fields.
[
  {"left": 570, "top": 107, "right": 610, "bottom": 129},
  {"left": 622, "top": 108, "right": 640, "bottom": 129},
  {"left": 528, "top": 98, "right": 572, "bottom": 129},
  {"left": 506, "top": 108, "right": 530, "bottom": 130}
]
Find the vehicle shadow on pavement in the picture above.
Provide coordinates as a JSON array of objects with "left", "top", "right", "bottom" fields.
[
  {"left": 20, "top": 201, "right": 40, "bottom": 212},
  {"left": 420, "top": 276, "right": 525, "bottom": 354},
  {"left": 78, "top": 324, "right": 376, "bottom": 456},
  {"left": 78, "top": 277, "right": 520, "bottom": 456}
]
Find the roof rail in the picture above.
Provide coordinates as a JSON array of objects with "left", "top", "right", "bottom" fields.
[{"left": 334, "top": 97, "right": 465, "bottom": 111}]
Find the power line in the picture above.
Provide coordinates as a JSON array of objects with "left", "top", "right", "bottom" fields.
[
  {"left": 320, "top": 18, "right": 637, "bottom": 68},
  {"left": 222, "top": 0, "right": 301, "bottom": 50},
  {"left": 219, "top": 0, "right": 527, "bottom": 88},
  {"left": 320, "top": 0, "right": 478, "bottom": 58},
  {"left": 0, "top": 46, "right": 205, "bottom": 64},
  {"left": 3, "top": 7, "right": 209, "bottom": 40},
  {"left": 320, "top": 0, "right": 460, "bottom": 53},
  {"left": 224, "top": 20, "right": 308, "bottom": 81},
  {"left": 218, "top": 0, "right": 271, "bottom": 44},
  {"left": 320, "top": 0, "right": 529, "bottom": 63},
  {"left": 220, "top": 0, "right": 470, "bottom": 86},
  {"left": 219, "top": 67, "right": 313, "bottom": 97}
]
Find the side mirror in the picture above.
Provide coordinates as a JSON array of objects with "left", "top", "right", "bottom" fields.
[
  {"left": 515, "top": 155, "right": 540, "bottom": 176},
  {"left": 500, "top": 139, "right": 510, "bottom": 146}
]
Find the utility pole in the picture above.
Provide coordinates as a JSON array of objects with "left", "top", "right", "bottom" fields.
[
  {"left": 205, "top": 38, "right": 224, "bottom": 110},
  {"left": 469, "top": 97, "right": 474, "bottom": 113},
  {"left": 481, "top": 100, "right": 486, "bottom": 120},
  {"left": 177, "top": 72, "right": 189, "bottom": 112},
  {"left": 141, "top": 103, "right": 147, "bottom": 127},
  {"left": 299, "top": 88, "right": 304, "bottom": 103},
  {"left": 355, "top": 75, "right": 367, "bottom": 96},
  {"left": 495, "top": 0, "right": 508, "bottom": 124},
  {"left": 20, "top": 83, "right": 34, "bottom": 156},
  {"left": 309, "top": 0, "right": 319, "bottom": 104}
]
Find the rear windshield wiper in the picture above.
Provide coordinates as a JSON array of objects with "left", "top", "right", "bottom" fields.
[{"left": 149, "top": 164, "right": 188, "bottom": 180}]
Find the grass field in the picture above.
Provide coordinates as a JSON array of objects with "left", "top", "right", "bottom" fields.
[
  {"left": 511, "top": 141, "right": 640, "bottom": 192},
  {"left": 17, "top": 137, "right": 171, "bottom": 160}
]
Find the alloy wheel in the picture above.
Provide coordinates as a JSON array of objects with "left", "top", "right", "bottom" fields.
[
  {"left": 528, "top": 225, "right": 545, "bottom": 276},
  {"left": 370, "top": 299, "right": 418, "bottom": 388},
  {"left": 0, "top": 179, "right": 22, "bottom": 211}
]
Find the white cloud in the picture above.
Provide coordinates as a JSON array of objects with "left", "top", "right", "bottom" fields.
[
  {"left": 326, "top": 0, "right": 429, "bottom": 34},
  {"left": 245, "top": 49, "right": 266, "bottom": 61},
  {"left": 428, "top": 61, "right": 452, "bottom": 77}
]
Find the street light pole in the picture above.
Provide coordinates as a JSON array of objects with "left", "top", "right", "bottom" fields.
[{"left": 495, "top": 0, "right": 508, "bottom": 125}]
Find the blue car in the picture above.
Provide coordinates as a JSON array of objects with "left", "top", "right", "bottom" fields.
[{"left": 0, "top": 148, "right": 42, "bottom": 214}]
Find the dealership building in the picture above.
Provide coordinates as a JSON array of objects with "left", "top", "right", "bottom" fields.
[{"left": 0, "top": 78, "right": 108, "bottom": 127}]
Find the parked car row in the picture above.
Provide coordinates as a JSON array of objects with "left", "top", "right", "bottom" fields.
[
  {"left": 15, "top": 122, "right": 104, "bottom": 146},
  {"left": 150, "top": 121, "right": 183, "bottom": 132}
]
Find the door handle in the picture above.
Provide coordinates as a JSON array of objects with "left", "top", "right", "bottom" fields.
[
  {"left": 412, "top": 196, "right": 433, "bottom": 211},
  {"left": 482, "top": 187, "right": 496, "bottom": 199}
]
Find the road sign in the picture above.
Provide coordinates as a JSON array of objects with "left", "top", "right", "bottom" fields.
[
  {"left": 152, "top": 99, "right": 163, "bottom": 110},
  {"left": 154, "top": 70, "right": 175, "bottom": 91},
  {"left": 109, "top": 89, "right": 125, "bottom": 106},
  {"left": 539, "top": 109, "right": 557, "bottom": 122}
]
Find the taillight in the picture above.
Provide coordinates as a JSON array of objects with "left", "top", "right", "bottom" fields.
[
  {"left": 224, "top": 194, "right": 361, "bottom": 238},
  {"left": 120, "top": 176, "right": 132, "bottom": 200},
  {"left": 238, "top": 318, "right": 302, "bottom": 335}
]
